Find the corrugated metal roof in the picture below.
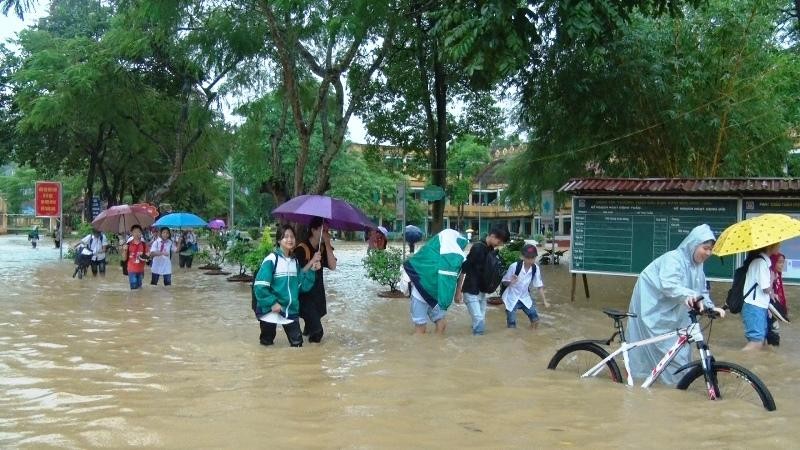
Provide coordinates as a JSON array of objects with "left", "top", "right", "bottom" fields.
[{"left": 559, "top": 178, "right": 800, "bottom": 195}]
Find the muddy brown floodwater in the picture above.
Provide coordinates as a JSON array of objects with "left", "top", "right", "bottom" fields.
[{"left": 1, "top": 234, "right": 798, "bottom": 448}]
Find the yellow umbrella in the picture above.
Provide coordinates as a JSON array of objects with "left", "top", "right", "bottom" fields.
[{"left": 712, "top": 213, "right": 800, "bottom": 256}]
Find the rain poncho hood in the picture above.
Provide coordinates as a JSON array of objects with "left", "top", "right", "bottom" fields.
[
  {"left": 626, "top": 224, "right": 716, "bottom": 385},
  {"left": 403, "top": 229, "right": 468, "bottom": 310}
]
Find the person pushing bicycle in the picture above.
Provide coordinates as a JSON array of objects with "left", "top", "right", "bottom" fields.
[{"left": 625, "top": 224, "right": 726, "bottom": 384}]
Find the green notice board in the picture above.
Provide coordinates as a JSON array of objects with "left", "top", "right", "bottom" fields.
[{"left": 571, "top": 197, "right": 738, "bottom": 278}]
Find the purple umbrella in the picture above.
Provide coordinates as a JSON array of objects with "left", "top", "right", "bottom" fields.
[
  {"left": 209, "top": 219, "right": 226, "bottom": 230},
  {"left": 272, "top": 195, "right": 376, "bottom": 231}
]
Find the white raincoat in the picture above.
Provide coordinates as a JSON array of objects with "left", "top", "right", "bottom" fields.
[{"left": 626, "top": 224, "right": 716, "bottom": 385}]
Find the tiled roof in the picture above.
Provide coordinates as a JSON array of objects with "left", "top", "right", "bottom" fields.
[{"left": 559, "top": 178, "right": 800, "bottom": 195}]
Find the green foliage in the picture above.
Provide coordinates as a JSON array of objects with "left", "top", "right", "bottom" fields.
[
  {"left": 433, "top": 0, "right": 702, "bottom": 89},
  {"left": 226, "top": 239, "right": 254, "bottom": 276},
  {"left": 75, "top": 221, "right": 93, "bottom": 238},
  {"left": 501, "top": 0, "right": 798, "bottom": 204},
  {"left": 362, "top": 247, "right": 404, "bottom": 292},
  {"left": 205, "top": 232, "right": 227, "bottom": 267},
  {"left": 328, "top": 147, "right": 402, "bottom": 222},
  {"left": 195, "top": 249, "right": 212, "bottom": 264},
  {"left": 447, "top": 135, "right": 491, "bottom": 205},
  {"left": 498, "top": 239, "right": 525, "bottom": 268},
  {"left": 0, "top": 166, "right": 37, "bottom": 213},
  {"left": 244, "top": 225, "right": 275, "bottom": 275}
]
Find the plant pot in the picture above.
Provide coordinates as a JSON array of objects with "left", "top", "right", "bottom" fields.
[
  {"left": 204, "top": 270, "right": 231, "bottom": 276},
  {"left": 377, "top": 290, "right": 408, "bottom": 299},
  {"left": 198, "top": 264, "right": 221, "bottom": 270},
  {"left": 227, "top": 274, "right": 254, "bottom": 282},
  {"left": 487, "top": 296, "right": 503, "bottom": 306}
]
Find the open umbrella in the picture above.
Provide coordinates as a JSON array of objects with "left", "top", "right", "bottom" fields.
[
  {"left": 272, "top": 195, "right": 375, "bottom": 231},
  {"left": 209, "top": 219, "right": 226, "bottom": 230},
  {"left": 92, "top": 204, "right": 156, "bottom": 234},
  {"left": 131, "top": 203, "right": 159, "bottom": 218},
  {"left": 153, "top": 212, "right": 208, "bottom": 229},
  {"left": 713, "top": 213, "right": 800, "bottom": 256},
  {"left": 404, "top": 225, "right": 423, "bottom": 243}
]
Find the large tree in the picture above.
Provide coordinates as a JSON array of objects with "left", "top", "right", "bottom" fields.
[
  {"left": 500, "top": 0, "right": 798, "bottom": 203},
  {"left": 11, "top": 0, "right": 129, "bottom": 220},
  {"left": 361, "top": 1, "right": 505, "bottom": 234},
  {"left": 257, "top": 0, "right": 395, "bottom": 201},
  {"left": 106, "top": 0, "right": 262, "bottom": 203}
]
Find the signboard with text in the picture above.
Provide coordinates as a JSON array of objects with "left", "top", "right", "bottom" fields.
[
  {"left": 34, "top": 181, "right": 61, "bottom": 217},
  {"left": 571, "top": 196, "right": 738, "bottom": 279}
]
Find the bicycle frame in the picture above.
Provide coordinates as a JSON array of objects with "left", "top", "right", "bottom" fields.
[{"left": 583, "top": 321, "right": 707, "bottom": 388}]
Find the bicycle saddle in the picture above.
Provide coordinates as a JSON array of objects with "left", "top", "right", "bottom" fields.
[{"left": 602, "top": 309, "right": 637, "bottom": 319}]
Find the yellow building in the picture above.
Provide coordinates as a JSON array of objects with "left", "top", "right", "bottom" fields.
[{"left": 348, "top": 143, "right": 571, "bottom": 238}]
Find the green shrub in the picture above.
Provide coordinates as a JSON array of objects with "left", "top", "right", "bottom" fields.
[
  {"left": 76, "top": 222, "right": 93, "bottom": 238},
  {"left": 226, "top": 239, "right": 254, "bottom": 276},
  {"left": 362, "top": 247, "right": 404, "bottom": 292},
  {"left": 499, "top": 239, "right": 525, "bottom": 269},
  {"left": 244, "top": 226, "right": 275, "bottom": 275}
]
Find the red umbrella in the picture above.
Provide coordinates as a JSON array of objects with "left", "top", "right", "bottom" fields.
[
  {"left": 132, "top": 202, "right": 159, "bottom": 218},
  {"left": 92, "top": 204, "right": 156, "bottom": 234}
]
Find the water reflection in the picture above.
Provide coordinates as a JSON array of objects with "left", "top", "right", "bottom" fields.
[{"left": 0, "top": 235, "right": 797, "bottom": 448}]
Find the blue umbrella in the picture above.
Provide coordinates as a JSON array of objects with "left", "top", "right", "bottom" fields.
[
  {"left": 404, "top": 225, "right": 423, "bottom": 243},
  {"left": 153, "top": 212, "right": 208, "bottom": 228}
]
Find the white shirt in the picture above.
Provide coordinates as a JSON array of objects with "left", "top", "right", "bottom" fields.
[
  {"left": 743, "top": 253, "right": 771, "bottom": 309},
  {"left": 81, "top": 234, "right": 108, "bottom": 261},
  {"left": 501, "top": 261, "right": 543, "bottom": 311},
  {"left": 149, "top": 238, "right": 174, "bottom": 275}
]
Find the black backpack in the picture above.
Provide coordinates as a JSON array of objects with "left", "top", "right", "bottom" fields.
[
  {"left": 476, "top": 242, "right": 505, "bottom": 293},
  {"left": 725, "top": 254, "right": 765, "bottom": 314},
  {"left": 499, "top": 261, "right": 537, "bottom": 297}
]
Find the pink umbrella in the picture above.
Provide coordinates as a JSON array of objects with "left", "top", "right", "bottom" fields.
[
  {"left": 209, "top": 219, "right": 226, "bottom": 230},
  {"left": 91, "top": 204, "right": 156, "bottom": 234}
]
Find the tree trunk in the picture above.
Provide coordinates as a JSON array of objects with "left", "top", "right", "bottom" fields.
[{"left": 429, "top": 39, "right": 448, "bottom": 234}]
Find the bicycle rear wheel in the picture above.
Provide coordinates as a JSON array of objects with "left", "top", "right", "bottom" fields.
[
  {"left": 547, "top": 341, "right": 623, "bottom": 383},
  {"left": 676, "top": 361, "right": 776, "bottom": 411}
]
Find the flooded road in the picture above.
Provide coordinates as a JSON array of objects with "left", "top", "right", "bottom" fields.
[{"left": 1, "top": 234, "right": 798, "bottom": 448}]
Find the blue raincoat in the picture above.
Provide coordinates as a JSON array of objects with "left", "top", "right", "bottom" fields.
[{"left": 626, "top": 224, "right": 716, "bottom": 385}]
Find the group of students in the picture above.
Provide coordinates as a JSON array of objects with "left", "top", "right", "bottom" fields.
[
  {"left": 70, "top": 225, "right": 197, "bottom": 290},
  {"left": 252, "top": 219, "right": 792, "bottom": 372},
  {"left": 252, "top": 223, "right": 557, "bottom": 346},
  {"left": 402, "top": 226, "right": 549, "bottom": 336}
]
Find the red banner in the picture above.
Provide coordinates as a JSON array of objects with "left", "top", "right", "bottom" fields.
[{"left": 35, "top": 181, "right": 61, "bottom": 217}]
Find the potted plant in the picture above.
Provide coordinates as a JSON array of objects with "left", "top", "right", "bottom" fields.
[
  {"left": 198, "top": 232, "right": 227, "bottom": 272},
  {"left": 362, "top": 247, "right": 406, "bottom": 298},
  {"left": 226, "top": 239, "right": 254, "bottom": 282},
  {"left": 244, "top": 226, "right": 274, "bottom": 279}
]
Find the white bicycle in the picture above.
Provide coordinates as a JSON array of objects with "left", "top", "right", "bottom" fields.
[{"left": 547, "top": 306, "right": 776, "bottom": 411}]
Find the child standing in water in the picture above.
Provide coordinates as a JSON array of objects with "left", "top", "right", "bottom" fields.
[
  {"left": 252, "top": 225, "right": 321, "bottom": 347},
  {"left": 767, "top": 252, "right": 788, "bottom": 346}
]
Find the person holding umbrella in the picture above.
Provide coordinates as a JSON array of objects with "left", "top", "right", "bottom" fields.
[
  {"left": 253, "top": 225, "right": 321, "bottom": 347},
  {"left": 295, "top": 217, "right": 338, "bottom": 343},
  {"left": 122, "top": 224, "right": 151, "bottom": 290},
  {"left": 711, "top": 213, "right": 800, "bottom": 351},
  {"left": 404, "top": 225, "right": 423, "bottom": 253}
]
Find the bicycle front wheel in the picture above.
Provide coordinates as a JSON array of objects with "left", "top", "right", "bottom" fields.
[
  {"left": 547, "top": 341, "right": 623, "bottom": 383},
  {"left": 676, "top": 361, "right": 776, "bottom": 411}
]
